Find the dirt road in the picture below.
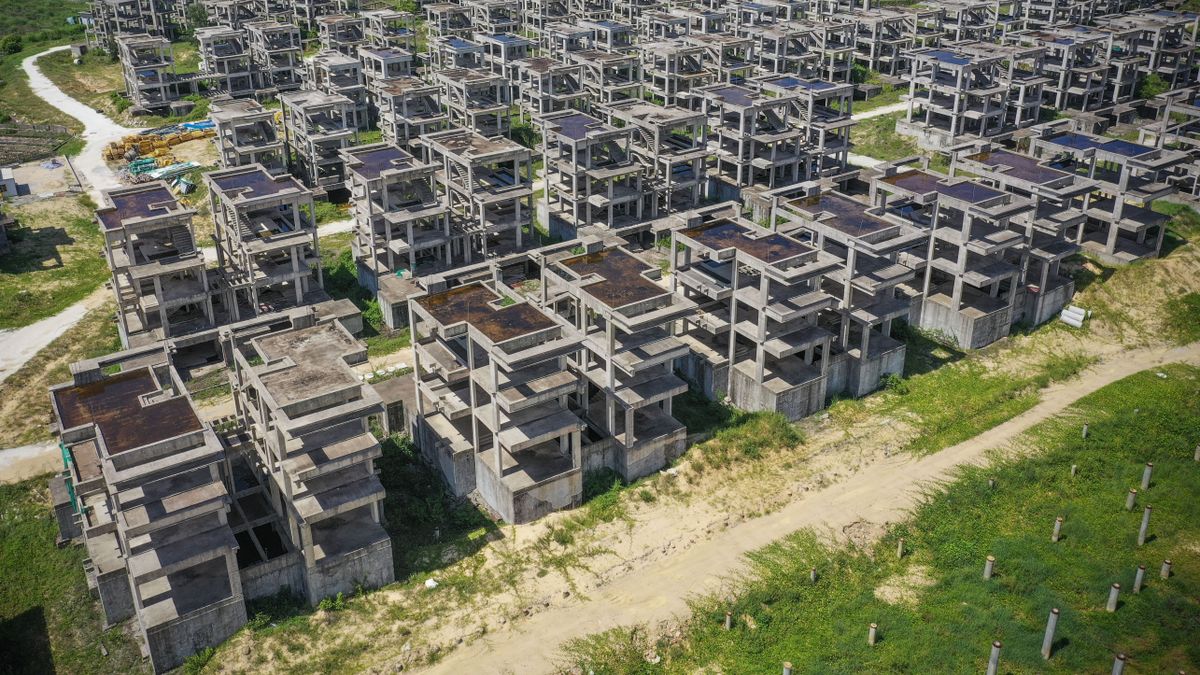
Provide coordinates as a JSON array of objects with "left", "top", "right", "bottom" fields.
[
  {"left": 0, "top": 286, "right": 109, "bottom": 385},
  {"left": 427, "top": 342, "right": 1200, "bottom": 674}
]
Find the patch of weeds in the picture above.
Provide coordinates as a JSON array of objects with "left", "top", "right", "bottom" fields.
[{"left": 1161, "top": 292, "right": 1200, "bottom": 345}]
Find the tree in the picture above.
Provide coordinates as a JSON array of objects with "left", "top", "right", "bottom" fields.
[
  {"left": 0, "top": 35, "right": 23, "bottom": 55},
  {"left": 1137, "top": 73, "right": 1170, "bottom": 100},
  {"left": 185, "top": 2, "right": 210, "bottom": 29}
]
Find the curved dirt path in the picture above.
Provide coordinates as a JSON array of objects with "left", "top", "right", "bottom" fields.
[
  {"left": 22, "top": 45, "right": 142, "bottom": 200},
  {"left": 426, "top": 342, "right": 1200, "bottom": 674}
]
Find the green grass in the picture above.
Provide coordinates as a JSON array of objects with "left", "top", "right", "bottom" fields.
[
  {"left": 0, "top": 0, "right": 85, "bottom": 41},
  {"left": 883, "top": 323, "right": 1097, "bottom": 455},
  {"left": 320, "top": 233, "right": 411, "bottom": 357},
  {"left": 0, "top": 36, "right": 85, "bottom": 132},
  {"left": 563, "top": 364, "right": 1200, "bottom": 674},
  {"left": 1161, "top": 293, "right": 1200, "bottom": 345},
  {"left": 0, "top": 196, "right": 109, "bottom": 329},
  {"left": 356, "top": 129, "right": 383, "bottom": 144},
  {"left": 851, "top": 112, "right": 919, "bottom": 162},
  {"left": 0, "top": 477, "right": 147, "bottom": 674},
  {"left": 670, "top": 387, "right": 735, "bottom": 436}
]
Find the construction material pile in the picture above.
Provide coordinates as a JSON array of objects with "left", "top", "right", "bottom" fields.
[{"left": 102, "top": 121, "right": 216, "bottom": 163}]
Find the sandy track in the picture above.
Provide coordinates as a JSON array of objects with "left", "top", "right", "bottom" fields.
[{"left": 426, "top": 343, "right": 1200, "bottom": 674}]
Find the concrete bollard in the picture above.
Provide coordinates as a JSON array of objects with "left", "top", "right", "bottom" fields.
[
  {"left": 1041, "top": 608, "right": 1059, "bottom": 660},
  {"left": 983, "top": 556, "right": 995, "bottom": 580},
  {"left": 782, "top": 662, "right": 793, "bottom": 675},
  {"left": 1082, "top": 423, "right": 1089, "bottom": 439},
  {"left": 1141, "top": 462, "right": 1154, "bottom": 490},
  {"left": 810, "top": 568, "right": 817, "bottom": 584},
  {"left": 724, "top": 611, "right": 732, "bottom": 630},
  {"left": 897, "top": 537, "right": 905, "bottom": 559},
  {"left": 868, "top": 623, "right": 877, "bottom": 646},
  {"left": 1071, "top": 464, "right": 1077, "bottom": 477},
  {"left": 988, "top": 478, "right": 996, "bottom": 489},
  {"left": 1052, "top": 516, "right": 1063, "bottom": 542},
  {"left": 1137, "top": 506, "right": 1152, "bottom": 546},
  {"left": 1113, "top": 653, "right": 1127, "bottom": 675},
  {"left": 1161, "top": 559, "right": 1172, "bottom": 579},
  {"left": 1134, "top": 565, "right": 1146, "bottom": 594},
  {"left": 1126, "top": 488, "right": 1137, "bottom": 511},
  {"left": 1194, "top": 444, "right": 1199, "bottom": 462},
  {"left": 1106, "top": 583, "right": 1121, "bottom": 612},
  {"left": 986, "top": 641, "right": 1002, "bottom": 675}
]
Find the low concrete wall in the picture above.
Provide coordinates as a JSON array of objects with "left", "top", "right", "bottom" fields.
[
  {"left": 1025, "top": 279, "right": 1075, "bottom": 328},
  {"left": 677, "top": 352, "right": 727, "bottom": 400},
  {"left": 305, "top": 538, "right": 395, "bottom": 605},
  {"left": 847, "top": 345, "right": 906, "bottom": 398},
  {"left": 94, "top": 567, "right": 135, "bottom": 627},
  {"left": 144, "top": 594, "right": 246, "bottom": 674},
  {"left": 416, "top": 420, "right": 476, "bottom": 497},
  {"left": 919, "top": 298, "right": 1012, "bottom": 350},
  {"left": 730, "top": 368, "right": 825, "bottom": 421},
  {"left": 825, "top": 353, "right": 849, "bottom": 398},
  {"left": 475, "top": 454, "right": 582, "bottom": 524},
  {"left": 621, "top": 430, "right": 686, "bottom": 481},
  {"left": 240, "top": 551, "right": 304, "bottom": 602}
]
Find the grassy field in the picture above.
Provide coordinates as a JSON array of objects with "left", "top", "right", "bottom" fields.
[
  {"left": 563, "top": 364, "right": 1200, "bottom": 674},
  {"left": 0, "top": 195, "right": 109, "bottom": 329},
  {"left": 0, "top": 39, "right": 85, "bottom": 132},
  {"left": 0, "top": 478, "right": 147, "bottom": 674},
  {"left": 35, "top": 49, "right": 123, "bottom": 116},
  {"left": 0, "top": 303, "right": 121, "bottom": 447}
]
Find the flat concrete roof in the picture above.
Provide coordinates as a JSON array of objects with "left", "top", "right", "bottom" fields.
[
  {"left": 415, "top": 283, "right": 557, "bottom": 343},
  {"left": 256, "top": 323, "right": 363, "bottom": 407},
  {"left": 559, "top": 248, "right": 666, "bottom": 309},
  {"left": 54, "top": 368, "right": 202, "bottom": 454},
  {"left": 97, "top": 183, "right": 185, "bottom": 231},
  {"left": 681, "top": 219, "right": 813, "bottom": 264}
]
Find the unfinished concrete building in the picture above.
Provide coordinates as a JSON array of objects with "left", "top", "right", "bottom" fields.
[
  {"left": 308, "top": 50, "right": 370, "bottom": 129},
  {"left": 843, "top": 5, "right": 919, "bottom": 77},
  {"left": 515, "top": 57, "right": 587, "bottom": 118},
  {"left": 569, "top": 49, "right": 644, "bottom": 106},
  {"left": 435, "top": 67, "right": 511, "bottom": 136},
  {"left": 751, "top": 23, "right": 822, "bottom": 77},
  {"left": 228, "top": 320, "right": 393, "bottom": 604},
  {"left": 363, "top": 8, "right": 418, "bottom": 50},
  {"left": 424, "top": 128, "right": 536, "bottom": 261},
  {"left": 425, "top": 2, "right": 473, "bottom": 40},
  {"left": 1005, "top": 25, "right": 1138, "bottom": 111},
  {"left": 205, "top": 164, "right": 324, "bottom": 319},
  {"left": 97, "top": 183, "right": 215, "bottom": 347},
  {"left": 523, "top": 0, "right": 572, "bottom": 46},
  {"left": 202, "top": 0, "right": 259, "bottom": 29},
  {"left": 477, "top": 33, "right": 535, "bottom": 99},
  {"left": 246, "top": 20, "right": 305, "bottom": 96},
  {"left": 89, "top": 0, "right": 183, "bottom": 48},
  {"left": 358, "top": 46, "right": 415, "bottom": 97},
  {"left": 374, "top": 77, "right": 449, "bottom": 151},
  {"left": 539, "top": 110, "right": 644, "bottom": 232},
  {"left": 699, "top": 83, "right": 806, "bottom": 195},
  {"left": 1025, "top": 120, "right": 1189, "bottom": 263},
  {"left": 950, "top": 143, "right": 1097, "bottom": 325},
  {"left": 116, "top": 33, "right": 198, "bottom": 113},
  {"left": 50, "top": 358, "right": 244, "bottom": 673},
  {"left": 543, "top": 245, "right": 696, "bottom": 480},
  {"left": 579, "top": 18, "right": 637, "bottom": 53},
  {"left": 211, "top": 97, "right": 288, "bottom": 176},
  {"left": 196, "top": 26, "right": 255, "bottom": 99},
  {"left": 409, "top": 281, "right": 586, "bottom": 523},
  {"left": 671, "top": 216, "right": 840, "bottom": 420},
  {"left": 431, "top": 35, "right": 487, "bottom": 71},
  {"left": 317, "top": 14, "right": 367, "bottom": 56},
  {"left": 466, "top": 0, "right": 521, "bottom": 34},
  {"left": 751, "top": 74, "right": 854, "bottom": 180},
  {"left": 342, "top": 142, "right": 451, "bottom": 329},
  {"left": 1096, "top": 8, "right": 1199, "bottom": 90},
  {"left": 279, "top": 89, "right": 358, "bottom": 192},
  {"left": 602, "top": 101, "right": 708, "bottom": 217},
  {"left": 684, "top": 32, "right": 755, "bottom": 84},
  {"left": 867, "top": 161, "right": 1037, "bottom": 349},
  {"left": 897, "top": 43, "right": 1048, "bottom": 151},
  {"left": 768, "top": 184, "right": 928, "bottom": 397},
  {"left": 788, "top": 17, "right": 856, "bottom": 83},
  {"left": 640, "top": 39, "right": 710, "bottom": 106},
  {"left": 545, "top": 22, "right": 596, "bottom": 61},
  {"left": 1019, "top": 0, "right": 1095, "bottom": 27}
]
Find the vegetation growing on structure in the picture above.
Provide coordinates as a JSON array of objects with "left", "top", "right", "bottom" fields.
[
  {"left": 320, "top": 233, "right": 412, "bottom": 357},
  {"left": 561, "top": 364, "right": 1200, "bottom": 674}
]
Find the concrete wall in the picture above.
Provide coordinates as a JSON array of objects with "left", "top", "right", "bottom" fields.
[
  {"left": 620, "top": 430, "right": 686, "bottom": 481},
  {"left": 304, "top": 538, "right": 395, "bottom": 605},
  {"left": 825, "top": 353, "right": 849, "bottom": 398},
  {"left": 94, "top": 567, "right": 135, "bottom": 627},
  {"left": 1024, "top": 279, "right": 1075, "bottom": 327},
  {"left": 918, "top": 298, "right": 1012, "bottom": 349},
  {"left": 847, "top": 344, "right": 906, "bottom": 398},
  {"left": 419, "top": 428, "right": 476, "bottom": 497},
  {"left": 475, "top": 454, "right": 582, "bottom": 524},
  {"left": 677, "top": 352, "right": 727, "bottom": 401},
  {"left": 239, "top": 550, "right": 305, "bottom": 601},
  {"left": 144, "top": 595, "right": 247, "bottom": 674},
  {"left": 730, "top": 368, "right": 825, "bottom": 421}
]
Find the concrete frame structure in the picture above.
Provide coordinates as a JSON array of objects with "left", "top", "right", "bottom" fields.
[
  {"left": 97, "top": 183, "right": 215, "bottom": 347},
  {"left": 116, "top": 33, "right": 198, "bottom": 113},
  {"left": 425, "top": 2, "right": 473, "bottom": 40},
  {"left": 317, "top": 14, "right": 368, "bottom": 56},
  {"left": 409, "top": 281, "right": 586, "bottom": 523},
  {"left": 308, "top": 50, "right": 370, "bottom": 130},
  {"left": 699, "top": 83, "right": 806, "bottom": 194},
  {"left": 568, "top": 49, "right": 644, "bottom": 106},
  {"left": 205, "top": 164, "right": 324, "bottom": 320},
  {"left": 211, "top": 97, "right": 288, "bottom": 176},
  {"left": 539, "top": 110, "right": 644, "bottom": 232},
  {"left": 88, "top": 0, "right": 184, "bottom": 49},
  {"left": 246, "top": 20, "right": 305, "bottom": 96},
  {"left": 543, "top": 245, "right": 696, "bottom": 480},
  {"left": 671, "top": 215, "right": 841, "bottom": 420},
  {"left": 228, "top": 320, "right": 394, "bottom": 605},
  {"left": 374, "top": 76, "right": 449, "bottom": 151},
  {"left": 196, "top": 26, "right": 256, "bottom": 100},
  {"left": 50, "top": 358, "right": 245, "bottom": 674},
  {"left": 435, "top": 67, "right": 511, "bottom": 136},
  {"left": 423, "top": 128, "right": 536, "bottom": 262},
  {"left": 1025, "top": 120, "right": 1190, "bottom": 264},
  {"left": 515, "top": 57, "right": 586, "bottom": 118},
  {"left": 279, "top": 89, "right": 359, "bottom": 192},
  {"left": 601, "top": 100, "right": 709, "bottom": 218},
  {"left": 363, "top": 8, "right": 418, "bottom": 50},
  {"left": 342, "top": 142, "right": 452, "bottom": 329}
]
